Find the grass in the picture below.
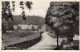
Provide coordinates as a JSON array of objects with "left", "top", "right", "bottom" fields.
[{"left": 2, "top": 29, "right": 40, "bottom": 49}]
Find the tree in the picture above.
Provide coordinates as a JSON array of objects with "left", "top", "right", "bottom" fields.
[
  {"left": 45, "top": 2, "right": 79, "bottom": 49},
  {"left": 2, "top": 1, "right": 14, "bottom": 21},
  {"left": 22, "top": 11, "right": 26, "bottom": 20},
  {"left": 20, "top": 1, "right": 24, "bottom": 10},
  {"left": 12, "top": 1, "right": 15, "bottom": 11},
  {"left": 25, "top": 1, "right": 33, "bottom": 11},
  {"left": 2, "top": 1, "right": 14, "bottom": 32}
]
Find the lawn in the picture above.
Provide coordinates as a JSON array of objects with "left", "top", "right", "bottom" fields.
[{"left": 2, "top": 29, "right": 40, "bottom": 49}]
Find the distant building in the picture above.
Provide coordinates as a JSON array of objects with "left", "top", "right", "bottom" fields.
[
  {"left": 13, "top": 24, "right": 49, "bottom": 33},
  {"left": 38, "top": 24, "right": 46, "bottom": 32},
  {"left": 32, "top": 25, "right": 38, "bottom": 30},
  {"left": 13, "top": 24, "right": 39, "bottom": 30}
]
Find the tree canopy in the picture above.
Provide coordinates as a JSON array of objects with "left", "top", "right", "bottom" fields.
[
  {"left": 45, "top": 2, "right": 79, "bottom": 37},
  {"left": 26, "top": 1, "right": 33, "bottom": 11}
]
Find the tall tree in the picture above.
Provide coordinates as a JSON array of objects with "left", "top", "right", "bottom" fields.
[
  {"left": 22, "top": 11, "right": 26, "bottom": 20},
  {"left": 25, "top": 1, "right": 33, "bottom": 11},
  {"left": 2, "top": 1, "right": 14, "bottom": 32},
  {"left": 12, "top": 1, "right": 15, "bottom": 11},
  {"left": 2, "top": 1, "right": 14, "bottom": 21},
  {"left": 45, "top": 2, "right": 79, "bottom": 49},
  {"left": 20, "top": 1, "right": 24, "bottom": 10}
]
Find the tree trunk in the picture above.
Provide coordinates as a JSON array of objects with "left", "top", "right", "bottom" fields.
[
  {"left": 57, "top": 33, "right": 59, "bottom": 49},
  {"left": 54, "top": 32, "right": 59, "bottom": 50}
]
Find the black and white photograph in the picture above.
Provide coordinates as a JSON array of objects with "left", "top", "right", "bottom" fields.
[{"left": 1, "top": 0, "right": 79, "bottom": 50}]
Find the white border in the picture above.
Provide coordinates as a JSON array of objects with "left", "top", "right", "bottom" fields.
[{"left": 0, "top": 0, "right": 80, "bottom": 52}]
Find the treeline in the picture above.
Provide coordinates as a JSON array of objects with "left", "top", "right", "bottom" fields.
[{"left": 3, "top": 15, "right": 45, "bottom": 25}]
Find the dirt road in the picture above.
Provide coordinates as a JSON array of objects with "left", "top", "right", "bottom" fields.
[{"left": 27, "top": 32, "right": 57, "bottom": 50}]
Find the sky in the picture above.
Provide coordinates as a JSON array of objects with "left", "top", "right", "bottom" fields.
[
  {"left": 10, "top": 0, "right": 53, "bottom": 18},
  {"left": 9, "top": 0, "right": 76, "bottom": 18}
]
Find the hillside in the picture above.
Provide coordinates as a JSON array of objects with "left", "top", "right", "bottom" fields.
[
  {"left": 13, "top": 15, "right": 45, "bottom": 25},
  {"left": 3, "top": 15, "right": 45, "bottom": 25}
]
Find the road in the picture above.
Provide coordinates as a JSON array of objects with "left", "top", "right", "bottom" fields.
[{"left": 27, "top": 32, "right": 57, "bottom": 50}]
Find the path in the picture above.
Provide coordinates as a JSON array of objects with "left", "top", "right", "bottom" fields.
[{"left": 27, "top": 32, "right": 57, "bottom": 50}]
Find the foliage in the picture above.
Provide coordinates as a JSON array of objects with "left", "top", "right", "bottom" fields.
[
  {"left": 20, "top": 1, "right": 24, "bottom": 5},
  {"left": 26, "top": 1, "right": 33, "bottom": 11},
  {"left": 3, "top": 15, "right": 45, "bottom": 25},
  {"left": 45, "top": 2, "right": 79, "bottom": 49},
  {"left": 20, "top": 1, "right": 24, "bottom": 10},
  {"left": 45, "top": 2, "right": 79, "bottom": 37},
  {"left": 2, "top": 1, "right": 14, "bottom": 32}
]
